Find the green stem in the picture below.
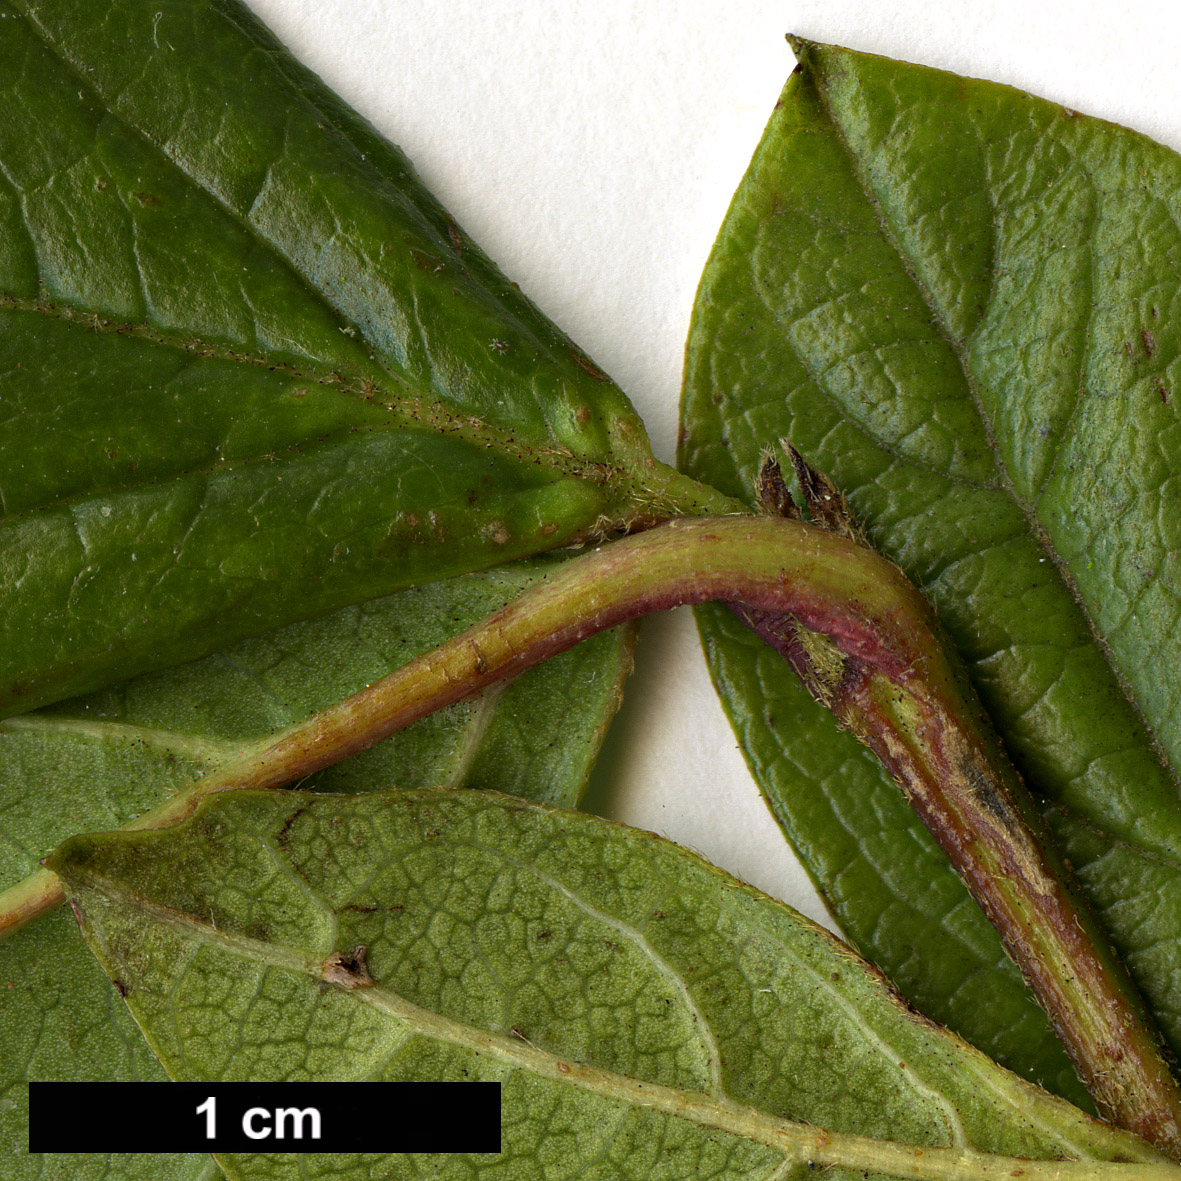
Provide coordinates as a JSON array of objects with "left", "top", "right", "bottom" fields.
[
  {"left": 3, "top": 513, "right": 1179, "bottom": 1155},
  {"left": 858, "top": 666, "right": 1179, "bottom": 1151}
]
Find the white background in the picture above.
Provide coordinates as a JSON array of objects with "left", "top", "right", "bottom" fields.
[{"left": 245, "top": 0, "right": 1181, "bottom": 931}]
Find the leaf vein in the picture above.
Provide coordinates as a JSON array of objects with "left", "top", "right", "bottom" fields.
[
  {"left": 809, "top": 66, "right": 1181, "bottom": 801},
  {"left": 12, "top": 1, "right": 383, "bottom": 376},
  {"left": 462, "top": 839, "right": 726, "bottom": 1097},
  {"left": 0, "top": 713, "right": 238, "bottom": 765}
]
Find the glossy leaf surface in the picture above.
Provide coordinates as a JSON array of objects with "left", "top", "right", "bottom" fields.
[
  {"left": 50, "top": 788, "right": 1162, "bottom": 1180},
  {"left": 0, "top": 0, "right": 724, "bottom": 718},
  {"left": 680, "top": 39, "right": 1181, "bottom": 1097}
]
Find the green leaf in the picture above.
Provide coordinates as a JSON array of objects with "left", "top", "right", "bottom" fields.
[
  {"left": 680, "top": 38, "right": 1181, "bottom": 1100},
  {"left": 48, "top": 788, "right": 1163, "bottom": 1179},
  {"left": 0, "top": 907, "right": 222, "bottom": 1181},
  {"left": 0, "top": 561, "right": 630, "bottom": 1171},
  {"left": 0, "top": 0, "right": 726, "bottom": 718},
  {"left": 0, "top": 558, "right": 631, "bottom": 889}
]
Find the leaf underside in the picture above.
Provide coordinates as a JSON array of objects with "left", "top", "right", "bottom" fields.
[
  {"left": 5, "top": 2, "right": 1176, "bottom": 1172},
  {"left": 680, "top": 38, "right": 1181, "bottom": 1099},
  {"left": 0, "top": 907, "right": 222, "bottom": 1181},
  {"left": 1, "top": 561, "right": 632, "bottom": 1173},
  {"left": 50, "top": 789, "right": 1160, "bottom": 1180}
]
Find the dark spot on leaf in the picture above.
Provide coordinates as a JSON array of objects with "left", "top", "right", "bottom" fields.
[
  {"left": 321, "top": 945, "right": 374, "bottom": 989},
  {"left": 275, "top": 804, "right": 310, "bottom": 849},
  {"left": 133, "top": 191, "right": 162, "bottom": 207},
  {"left": 410, "top": 247, "right": 445, "bottom": 273},
  {"left": 1141, "top": 327, "right": 1156, "bottom": 357},
  {"left": 571, "top": 352, "right": 611, "bottom": 382}
]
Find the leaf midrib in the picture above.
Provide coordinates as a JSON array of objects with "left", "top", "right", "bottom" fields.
[
  {"left": 7, "top": 4, "right": 608, "bottom": 500},
  {"left": 8, "top": 5, "right": 741, "bottom": 538},
  {"left": 11, "top": 0, "right": 390, "bottom": 373},
  {"left": 0, "top": 295, "right": 652, "bottom": 529},
  {"left": 805, "top": 50, "right": 1181, "bottom": 799},
  {"left": 67, "top": 863, "right": 1135, "bottom": 1180},
  {"left": 13, "top": 0, "right": 615, "bottom": 441}
]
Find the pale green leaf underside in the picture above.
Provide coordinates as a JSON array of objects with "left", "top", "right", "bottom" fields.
[
  {"left": 0, "top": 908, "right": 222, "bottom": 1181},
  {"left": 1, "top": 561, "right": 630, "bottom": 1176},
  {"left": 0, "top": 0, "right": 725, "bottom": 717},
  {"left": 50, "top": 789, "right": 1159, "bottom": 1180},
  {"left": 680, "top": 40, "right": 1181, "bottom": 1090},
  {"left": 0, "top": 557, "right": 631, "bottom": 891}
]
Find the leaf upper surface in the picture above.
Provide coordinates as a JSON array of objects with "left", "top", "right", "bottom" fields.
[
  {"left": 0, "top": 0, "right": 722, "bottom": 717},
  {"left": 680, "top": 39, "right": 1181, "bottom": 1095},
  {"left": 49, "top": 789, "right": 1162, "bottom": 1179}
]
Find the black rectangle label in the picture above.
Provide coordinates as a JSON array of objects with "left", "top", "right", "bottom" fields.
[{"left": 30, "top": 1082, "right": 500, "bottom": 1152}]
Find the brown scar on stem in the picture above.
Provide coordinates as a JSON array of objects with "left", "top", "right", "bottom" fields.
[
  {"left": 322, "top": 945, "right": 374, "bottom": 989},
  {"left": 749, "top": 445, "right": 864, "bottom": 710},
  {"left": 470, "top": 639, "right": 489, "bottom": 675},
  {"left": 755, "top": 449, "right": 799, "bottom": 520}
]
